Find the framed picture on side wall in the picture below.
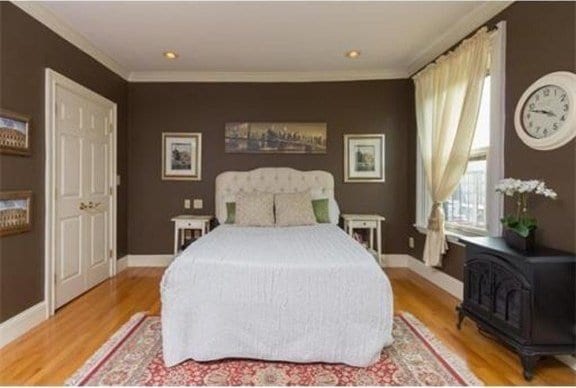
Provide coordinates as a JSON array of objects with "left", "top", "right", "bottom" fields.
[
  {"left": 0, "top": 191, "right": 32, "bottom": 236},
  {"left": 162, "top": 133, "right": 202, "bottom": 181},
  {"left": 0, "top": 109, "right": 30, "bottom": 156},
  {"left": 344, "top": 134, "right": 385, "bottom": 182}
]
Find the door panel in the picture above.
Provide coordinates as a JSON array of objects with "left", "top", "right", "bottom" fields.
[
  {"left": 86, "top": 208, "right": 109, "bottom": 289},
  {"left": 90, "top": 142, "right": 108, "bottom": 196},
  {"left": 90, "top": 212, "right": 106, "bottom": 266},
  {"left": 60, "top": 135, "right": 82, "bottom": 197},
  {"left": 59, "top": 217, "right": 81, "bottom": 280},
  {"left": 56, "top": 216, "right": 84, "bottom": 307},
  {"left": 54, "top": 80, "right": 113, "bottom": 309}
]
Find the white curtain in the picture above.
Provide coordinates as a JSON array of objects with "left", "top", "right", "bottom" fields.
[{"left": 413, "top": 27, "right": 491, "bottom": 267}]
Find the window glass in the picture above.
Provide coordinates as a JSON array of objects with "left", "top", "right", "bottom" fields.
[{"left": 444, "top": 76, "right": 491, "bottom": 232}]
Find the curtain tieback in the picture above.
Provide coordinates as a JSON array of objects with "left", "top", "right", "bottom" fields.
[{"left": 427, "top": 202, "right": 445, "bottom": 231}]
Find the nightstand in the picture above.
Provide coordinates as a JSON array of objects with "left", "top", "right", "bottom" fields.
[
  {"left": 341, "top": 214, "right": 385, "bottom": 265},
  {"left": 171, "top": 215, "right": 213, "bottom": 255}
]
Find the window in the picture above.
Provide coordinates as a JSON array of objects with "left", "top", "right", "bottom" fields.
[
  {"left": 443, "top": 77, "right": 491, "bottom": 233},
  {"left": 415, "top": 22, "right": 506, "bottom": 239}
]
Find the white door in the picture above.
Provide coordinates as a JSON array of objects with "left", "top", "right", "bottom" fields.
[{"left": 53, "top": 82, "right": 114, "bottom": 309}]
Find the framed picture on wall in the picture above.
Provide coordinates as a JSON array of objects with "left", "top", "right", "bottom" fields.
[
  {"left": 0, "top": 191, "right": 32, "bottom": 236},
  {"left": 225, "top": 122, "right": 327, "bottom": 154},
  {"left": 344, "top": 134, "right": 385, "bottom": 182},
  {"left": 0, "top": 109, "right": 30, "bottom": 156},
  {"left": 162, "top": 133, "right": 202, "bottom": 181}
]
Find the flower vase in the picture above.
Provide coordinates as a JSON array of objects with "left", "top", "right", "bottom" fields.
[{"left": 503, "top": 228, "right": 536, "bottom": 253}]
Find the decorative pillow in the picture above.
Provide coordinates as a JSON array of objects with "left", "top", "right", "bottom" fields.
[
  {"left": 235, "top": 192, "right": 275, "bottom": 226},
  {"left": 311, "top": 199, "right": 330, "bottom": 223},
  {"left": 274, "top": 192, "right": 317, "bottom": 227},
  {"left": 310, "top": 189, "right": 340, "bottom": 224},
  {"left": 225, "top": 202, "right": 236, "bottom": 224}
]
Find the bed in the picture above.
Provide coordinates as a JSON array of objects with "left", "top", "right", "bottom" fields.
[{"left": 160, "top": 168, "right": 394, "bottom": 367}]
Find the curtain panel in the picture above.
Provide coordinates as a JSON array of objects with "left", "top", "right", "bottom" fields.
[{"left": 413, "top": 27, "right": 491, "bottom": 267}]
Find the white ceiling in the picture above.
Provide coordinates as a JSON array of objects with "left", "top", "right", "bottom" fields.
[{"left": 19, "top": 1, "right": 512, "bottom": 81}]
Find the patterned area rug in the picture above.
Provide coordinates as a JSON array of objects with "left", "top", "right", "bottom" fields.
[{"left": 66, "top": 313, "right": 482, "bottom": 386}]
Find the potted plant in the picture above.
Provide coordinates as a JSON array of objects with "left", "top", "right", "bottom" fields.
[{"left": 495, "top": 178, "right": 557, "bottom": 252}]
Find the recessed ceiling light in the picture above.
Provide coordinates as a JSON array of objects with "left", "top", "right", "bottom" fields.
[
  {"left": 164, "top": 51, "right": 179, "bottom": 60},
  {"left": 345, "top": 50, "right": 361, "bottom": 59}
]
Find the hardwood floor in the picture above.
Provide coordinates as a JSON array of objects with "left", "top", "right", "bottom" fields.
[{"left": 0, "top": 267, "right": 574, "bottom": 385}]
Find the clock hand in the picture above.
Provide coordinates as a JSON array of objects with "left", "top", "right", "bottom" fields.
[{"left": 529, "top": 109, "right": 556, "bottom": 117}]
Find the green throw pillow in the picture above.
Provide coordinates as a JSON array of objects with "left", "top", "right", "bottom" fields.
[
  {"left": 225, "top": 202, "right": 236, "bottom": 224},
  {"left": 312, "top": 199, "right": 330, "bottom": 223}
]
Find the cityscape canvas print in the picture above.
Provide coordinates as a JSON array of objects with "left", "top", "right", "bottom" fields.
[
  {"left": 344, "top": 134, "right": 385, "bottom": 182},
  {"left": 162, "top": 133, "right": 202, "bottom": 181},
  {"left": 0, "top": 191, "right": 32, "bottom": 236},
  {"left": 0, "top": 109, "right": 30, "bottom": 155},
  {"left": 225, "top": 122, "right": 327, "bottom": 154}
]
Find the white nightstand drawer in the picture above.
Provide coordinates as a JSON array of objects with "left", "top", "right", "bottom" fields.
[
  {"left": 348, "top": 220, "right": 377, "bottom": 229},
  {"left": 179, "top": 220, "right": 203, "bottom": 229}
]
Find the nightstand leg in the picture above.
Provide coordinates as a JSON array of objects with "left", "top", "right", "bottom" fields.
[
  {"left": 173, "top": 226, "right": 179, "bottom": 255},
  {"left": 376, "top": 222, "right": 382, "bottom": 266},
  {"left": 369, "top": 229, "right": 374, "bottom": 251}
]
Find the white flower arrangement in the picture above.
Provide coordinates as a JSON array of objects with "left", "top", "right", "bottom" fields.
[
  {"left": 495, "top": 178, "right": 558, "bottom": 237},
  {"left": 495, "top": 178, "right": 558, "bottom": 199}
]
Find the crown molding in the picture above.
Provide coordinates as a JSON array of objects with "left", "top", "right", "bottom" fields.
[
  {"left": 407, "top": 1, "right": 514, "bottom": 76},
  {"left": 128, "top": 69, "right": 408, "bottom": 83},
  {"left": 12, "top": 1, "right": 130, "bottom": 80}
]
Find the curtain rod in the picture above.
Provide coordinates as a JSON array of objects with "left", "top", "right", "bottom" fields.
[{"left": 412, "top": 23, "right": 501, "bottom": 79}]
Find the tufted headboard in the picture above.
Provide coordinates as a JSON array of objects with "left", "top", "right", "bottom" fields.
[{"left": 215, "top": 167, "right": 336, "bottom": 224}]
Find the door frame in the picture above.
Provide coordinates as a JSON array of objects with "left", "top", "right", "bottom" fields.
[{"left": 44, "top": 68, "right": 118, "bottom": 317}]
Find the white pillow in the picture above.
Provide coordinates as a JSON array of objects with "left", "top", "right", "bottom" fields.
[
  {"left": 235, "top": 192, "right": 275, "bottom": 227},
  {"left": 310, "top": 189, "right": 340, "bottom": 224},
  {"left": 274, "top": 192, "right": 317, "bottom": 227}
]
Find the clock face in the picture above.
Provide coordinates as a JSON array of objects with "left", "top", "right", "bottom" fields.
[{"left": 521, "top": 85, "right": 569, "bottom": 139}]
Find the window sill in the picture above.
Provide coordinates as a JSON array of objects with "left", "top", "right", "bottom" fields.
[{"left": 413, "top": 224, "right": 487, "bottom": 247}]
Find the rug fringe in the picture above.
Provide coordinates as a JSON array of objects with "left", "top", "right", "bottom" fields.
[
  {"left": 65, "top": 312, "right": 147, "bottom": 386},
  {"left": 400, "top": 312, "right": 483, "bottom": 386}
]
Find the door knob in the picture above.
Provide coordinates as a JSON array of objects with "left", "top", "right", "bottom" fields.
[{"left": 80, "top": 201, "right": 102, "bottom": 211}]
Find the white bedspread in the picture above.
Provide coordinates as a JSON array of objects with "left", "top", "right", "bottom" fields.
[{"left": 160, "top": 224, "right": 393, "bottom": 367}]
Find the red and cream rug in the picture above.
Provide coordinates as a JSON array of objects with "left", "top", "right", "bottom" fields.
[{"left": 66, "top": 313, "right": 482, "bottom": 386}]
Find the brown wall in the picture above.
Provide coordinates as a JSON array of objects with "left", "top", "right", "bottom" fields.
[
  {"left": 128, "top": 81, "right": 412, "bottom": 254},
  {"left": 1, "top": 0, "right": 574, "bottom": 322},
  {"left": 407, "top": 1, "right": 576, "bottom": 280},
  {"left": 0, "top": 3, "right": 129, "bottom": 322}
]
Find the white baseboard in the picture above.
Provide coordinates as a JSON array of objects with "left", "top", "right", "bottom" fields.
[
  {"left": 0, "top": 301, "right": 47, "bottom": 348},
  {"left": 405, "top": 256, "right": 464, "bottom": 300},
  {"left": 381, "top": 254, "right": 463, "bottom": 299},
  {"left": 380, "top": 254, "right": 409, "bottom": 268},
  {"left": 117, "top": 255, "right": 128, "bottom": 273},
  {"left": 556, "top": 355, "right": 576, "bottom": 371},
  {"left": 126, "top": 254, "right": 173, "bottom": 267}
]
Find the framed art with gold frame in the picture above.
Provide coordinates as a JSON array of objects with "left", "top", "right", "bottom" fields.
[
  {"left": 0, "top": 109, "right": 31, "bottom": 156},
  {"left": 344, "top": 134, "right": 385, "bottom": 183},
  {"left": 162, "top": 132, "right": 202, "bottom": 181},
  {"left": 0, "top": 190, "right": 32, "bottom": 236}
]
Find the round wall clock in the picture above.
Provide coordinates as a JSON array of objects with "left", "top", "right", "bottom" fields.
[{"left": 514, "top": 71, "right": 576, "bottom": 150}]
